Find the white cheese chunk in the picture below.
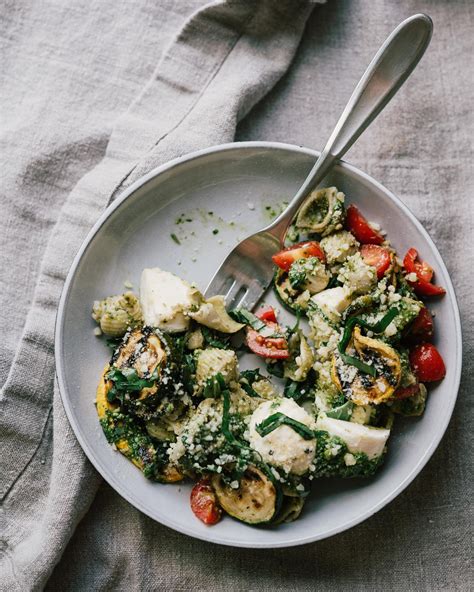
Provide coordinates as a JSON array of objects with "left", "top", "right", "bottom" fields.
[
  {"left": 316, "top": 413, "right": 389, "bottom": 460},
  {"left": 310, "top": 286, "right": 352, "bottom": 321},
  {"left": 248, "top": 398, "right": 316, "bottom": 475},
  {"left": 140, "top": 268, "right": 201, "bottom": 332}
]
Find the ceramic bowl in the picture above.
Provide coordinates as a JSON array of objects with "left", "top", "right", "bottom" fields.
[{"left": 55, "top": 142, "right": 462, "bottom": 548}]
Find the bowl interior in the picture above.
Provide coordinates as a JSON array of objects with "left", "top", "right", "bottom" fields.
[{"left": 56, "top": 143, "right": 461, "bottom": 547}]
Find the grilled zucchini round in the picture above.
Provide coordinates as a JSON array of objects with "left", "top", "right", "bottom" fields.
[{"left": 211, "top": 466, "right": 281, "bottom": 524}]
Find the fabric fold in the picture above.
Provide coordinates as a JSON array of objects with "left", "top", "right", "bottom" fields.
[{"left": 0, "top": 1, "right": 318, "bottom": 588}]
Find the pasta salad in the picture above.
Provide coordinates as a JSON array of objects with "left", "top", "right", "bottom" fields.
[{"left": 93, "top": 187, "right": 446, "bottom": 527}]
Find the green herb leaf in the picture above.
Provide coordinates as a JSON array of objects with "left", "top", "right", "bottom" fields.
[
  {"left": 326, "top": 401, "right": 354, "bottom": 420},
  {"left": 239, "top": 369, "right": 265, "bottom": 397},
  {"left": 202, "top": 372, "right": 226, "bottom": 398},
  {"left": 201, "top": 326, "right": 231, "bottom": 349},
  {"left": 265, "top": 359, "right": 285, "bottom": 378},
  {"left": 283, "top": 371, "right": 315, "bottom": 403},
  {"left": 229, "top": 308, "right": 267, "bottom": 332},
  {"left": 170, "top": 233, "right": 181, "bottom": 245},
  {"left": 105, "top": 367, "right": 158, "bottom": 403},
  {"left": 338, "top": 307, "right": 399, "bottom": 376},
  {"left": 256, "top": 412, "right": 315, "bottom": 440}
]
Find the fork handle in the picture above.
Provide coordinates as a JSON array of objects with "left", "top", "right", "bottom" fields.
[{"left": 267, "top": 13, "right": 433, "bottom": 243}]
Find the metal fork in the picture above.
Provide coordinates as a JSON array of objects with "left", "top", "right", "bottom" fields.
[{"left": 204, "top": 14, "right": 433, "bottom": 308}]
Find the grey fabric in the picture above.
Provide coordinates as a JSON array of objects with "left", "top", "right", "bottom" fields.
[
  {"left": 0, "top": 1, "right": 472, "bottom": 591},
  {"left": 0, "top": 0, "right": 316, "bottom": 589}
]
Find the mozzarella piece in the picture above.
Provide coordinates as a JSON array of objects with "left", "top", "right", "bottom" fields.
[
  {"left": 140, "top": 268, "right": 201, "bottom": 332},
  {"left": 310, "top": 286, "right": 352, "bottom": 321},
  {"left": 316, "top": 413, "right": 389, "bottom": 459},
  {"left": 248, "top": 399, "right": 316, "bottom": 475}
]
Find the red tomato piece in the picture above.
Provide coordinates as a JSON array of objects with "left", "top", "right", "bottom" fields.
[
  {"left": 409, "top": 343, "right": 446, "bottom": 382},
  {"left": 407, "top": 307, "right": 434, "bottom": 343},
  {"left": 404, "top": 248, "right": 433, "bottom": 282},
  {"left": 403, "top": 248, "right": 445, "bottom": 297},
  {"left": 256, "top": 305, "right": 277, "bottom": 323},
  {"left": 345, "top": 205, "right": 384, "bottom": 245},
  {"left": 272, "top": 241, "right": 325, "bottom": 272},
  {"left": 360, "top": 244, "right": 392, "bottom": 279},
  {"left": 246, "top": 321, "right": 290, "bottom": 360},
  {"left": 393, "top": 383, "right": 421, "bottom": 400},
  {"left": 190, "top": 479, "right": 222, "bottom": 525}
]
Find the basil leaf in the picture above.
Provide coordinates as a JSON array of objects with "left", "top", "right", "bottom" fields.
[
  {"left": 239, "top": 369, "right": 265, "bottom": 397},
  {"left": 256, "top": 412, "right": 315, "bottom": 440},
  {"left": 283, "top": 371, "right": 315, "bottom": 403},
  {"left": 326, "top": 401, "right": 354, "bottom": 420},
  {"left": 266, "top": 359, "right": 285, "bottom": 378},
  {"left": 339, "top": 352, "right": 377, "bottom": 377},
  {"left": 229, "top": 308, "right": 266, "bottom": 332},
  {"left": 202, "top": 372, "right": 226, "bottom": 398},
  {"left": 201, "top": 326, "right": 231, "bottom": 349},
  {"left": 338, "top": 307, "right": 398, "bottom": 376}
]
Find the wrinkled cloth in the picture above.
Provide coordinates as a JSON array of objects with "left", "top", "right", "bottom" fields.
[
  {"left": 0, "top": 0, "right": 316, "bottom": 589},
  {"left": 1, "top": 0, "right": 473, "bottom": 591}
]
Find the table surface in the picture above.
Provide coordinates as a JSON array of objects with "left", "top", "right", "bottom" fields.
[{"left": 39, "top": 0, "right": 472, "bottom": 589}]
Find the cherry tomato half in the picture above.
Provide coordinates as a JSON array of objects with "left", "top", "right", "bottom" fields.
[
  {"left": 360, "top": 244, "right": 392, "bottom": 279},
  {"left": 406, "top": 306, "right": 434, "bottom": 343},
  {"left": 246, "top": 321, "right": 290, "bottom": 360},
  {"left": 272, "top": 241, "right": 325, "bottom": 272},
  {"left": 256, "top": 305, "right": 277, "bottom": 323},
  {"left": 190, "top": 479, "right": 222, "bottom": 525},
  {"left": 345, "top": 205, "right": 384, "bottom": 245},
  {"left": 393, "top": 383, "right": 421, "bottom": 400},
  {"left": 403, "top": 248, "right": 445, "bottom": 297},
  {"left": 409, "top": 343, "right": 446, "bottom": 383}
]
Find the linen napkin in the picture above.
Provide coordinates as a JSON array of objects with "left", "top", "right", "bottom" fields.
[{"left": 0, "top": 0, "right": 319, "bottom": 589}]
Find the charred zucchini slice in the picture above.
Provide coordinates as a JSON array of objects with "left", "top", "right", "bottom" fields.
[
  {"left": 211, "top": 466, "right": 280, "bottom": 524},
  {"left": 272, "top": 495, "right": 305, "bottom": 525},
  {"left": 96, "top": 366, "right": 183, "bottom": 482},
  {"left": 332, "top": 327, "right": 401, "bottom": 405},
  {"left": 111, "top": 326, "right": 167, "bottom": 400}
]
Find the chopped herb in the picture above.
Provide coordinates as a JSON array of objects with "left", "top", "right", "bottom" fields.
[
  {"left": 170, "top": 233, "right": 181, "bottom": 245},
  {"left": 229, "top": 308, "right": 266, "bottom": 332},
  {"left": 284, "top": 371, "right": 315, "bottom": 403},
  {"left": 106, "top": 336, "right": 123, "bottom": 350},
  {"left": 338, "top": 307, "right": 399, "bottom": 377},
  {"left": 239, "top": 369, "right": 265, "bottom": 397},
  {"left": 202, "top": 372, "right": 227, "bottom": 398},
  {"left": 326, "top": 401, "right": 354, "bottom": 420},
  {"left": 256, "top": 412, "right": 314, "bottom": 440},
  {"left": 212, "top": 229, "right": 219, "bottom": 235},
  {"left": 201, "top": 326, "right": 232, "bottom": 349},
  {"left": 266, "top": 359, "right": 285, "bottom": 378},
  {"left": 105, "top": 367, "right": 158, "bottom": 404}
]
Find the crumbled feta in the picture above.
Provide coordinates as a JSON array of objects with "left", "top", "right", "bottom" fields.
[
  {"left": 384, "top": 321, "right": 398, "bottom": 337},
  {"left": 195, "top": 348, "right": 238, "bottom": 390},
  {"left": 344, "top": 453, "right": 357, "bottom": 466},
  {"left": 337, "top": 253, "right": 377, "bottom": 295},
  {"left": 406, "top": 272, "right": 418, "bottom": 282},
  {"left": 320, "top": 230, "right": 359, "bottom": 264}
]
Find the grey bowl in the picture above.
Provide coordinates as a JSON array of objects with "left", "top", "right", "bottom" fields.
[{"left": 55, "top": 142, "right": 462, "bottom": 548}]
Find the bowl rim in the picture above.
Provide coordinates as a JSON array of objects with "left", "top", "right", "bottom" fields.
[{"left": 55, "top": 141, "right": 462, "bottom": 548}]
